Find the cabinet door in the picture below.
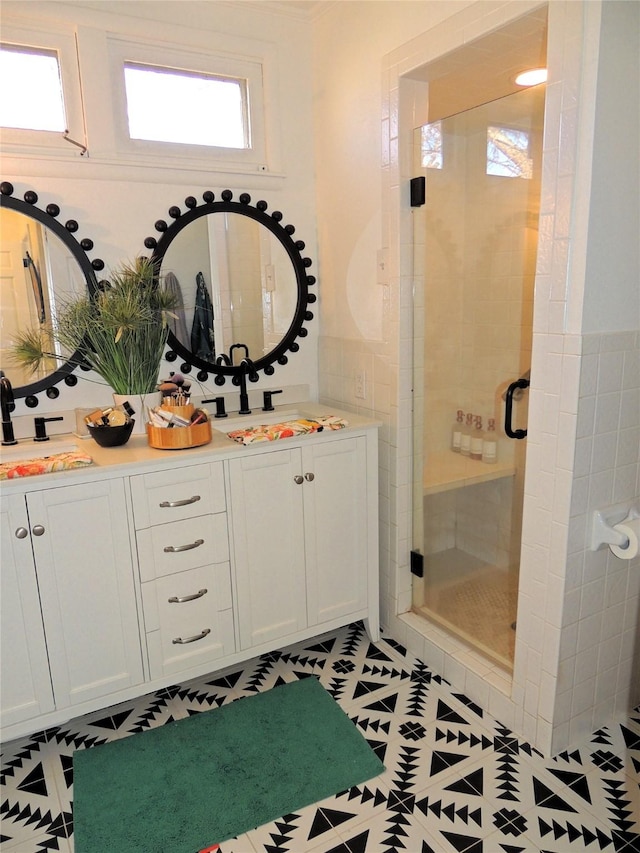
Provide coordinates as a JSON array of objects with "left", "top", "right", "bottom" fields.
[
  {"left": 28, "top": 480, "right": 143, "bottom": 710},
  {"left": 229, "top": 449, "right": 307, "bottom": 649},
  {"left": 0, "top": 496, "right": 55, "bottom": 729},
  {"left": 304, "top": 436, "right": 369, "bottom": 626}
]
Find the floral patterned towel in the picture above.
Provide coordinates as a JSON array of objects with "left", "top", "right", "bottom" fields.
[
  {"left": 228, "top": 416, "right": 348, "bottom": 445},
  {"left": 0, "top": 451, "right": 94, "bottom": 480}
]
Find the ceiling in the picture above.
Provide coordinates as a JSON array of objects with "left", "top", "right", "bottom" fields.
[
  {"left": 407, "top": 6, "right": 548, "bottom": 123},
  {"left": 246, "top": 0, "right": 333, "bottom": 18}
]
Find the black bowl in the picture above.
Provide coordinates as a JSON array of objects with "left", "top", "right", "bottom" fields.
[{"left": 87, "top": 419, "right": 135, "bottom": 447}]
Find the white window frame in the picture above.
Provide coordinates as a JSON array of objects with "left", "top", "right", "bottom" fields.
[
  {"left": 107, "top": 37, "right": 267, "bottom": 170},
  {"left": 0, "top": 24, "right": 85, "bottom": 157}
]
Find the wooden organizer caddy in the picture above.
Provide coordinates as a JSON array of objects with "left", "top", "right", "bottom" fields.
[{"left": 146, "top": 403, "right": 212, "bottom": 450}]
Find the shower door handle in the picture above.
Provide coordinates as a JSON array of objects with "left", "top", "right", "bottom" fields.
[{"left": 504, "top": 378, "right": 529, "bottom": 439}]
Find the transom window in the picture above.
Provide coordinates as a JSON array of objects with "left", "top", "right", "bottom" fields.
[
  {"left": 0, "top": 44, "right": 66, "bottom": 132},
  {"left": 123, "top": 62, "right": 249, "bottom": 149}
]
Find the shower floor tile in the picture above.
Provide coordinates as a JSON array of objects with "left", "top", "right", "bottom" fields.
[
  {"left": 1, "top": 621, "right": 638, "bottom": 853},
  {"left": 419, "top": 548, "right": 519, "bottom": 666}
]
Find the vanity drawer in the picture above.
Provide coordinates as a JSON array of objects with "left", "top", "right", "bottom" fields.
[
  {"left": 130, "top": 462, "right": 226, "bottom": 528},
  {"left": 142, "top": 563, "right": 233, "bottom": 630},
  {"left": 136, "top": 514, "right": 229, "bottom": 583},
  {"left": 142, "top": 564, "right": 235, "bottom": 679}
]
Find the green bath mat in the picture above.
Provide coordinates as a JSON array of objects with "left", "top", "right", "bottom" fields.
[{"left": 73, "top": 676, "right": 384, "bottom": 852}]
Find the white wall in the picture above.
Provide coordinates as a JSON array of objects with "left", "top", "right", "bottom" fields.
[{"left": 2, "top": 0, "right": 319, "bottom": 420}]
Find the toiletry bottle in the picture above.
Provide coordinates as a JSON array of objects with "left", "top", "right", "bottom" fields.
[
  {"left": 460, "top": 413, "right": 473, "bottom": 456},
  {"left": 451, "top": 409, "right": 464, "bottom": 453},
  {"left": 470, "top": 415, "right": 484, "bottom": 460},
  {"left": 482, "top": 418, "right": 498, "bottom": 464}
]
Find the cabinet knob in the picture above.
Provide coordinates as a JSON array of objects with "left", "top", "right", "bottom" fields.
[
  {"left": 294, "top": 475, "right": 304, "bottom": 485},
  {"left": 32, "top": 524, "right": 45, "bottom": 536},
  {"left": 304, "top": 472, "right": 315, "bottom": 482},
  {"left": 15, "top": 527, "right": 29, "bottom": 539}
]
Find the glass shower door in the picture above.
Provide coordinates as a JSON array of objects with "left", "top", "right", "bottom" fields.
[{"left": 411, "top": 86, "right": 545, "bottom": 669}]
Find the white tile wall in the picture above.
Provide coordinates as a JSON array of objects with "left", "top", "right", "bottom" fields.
[{"left": 559, "top": 330, "right": 640, "bottom": 749}]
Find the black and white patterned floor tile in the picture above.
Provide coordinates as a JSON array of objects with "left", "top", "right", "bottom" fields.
[{"left": 1, "top": 622, "right": 638, "bottom": 853}]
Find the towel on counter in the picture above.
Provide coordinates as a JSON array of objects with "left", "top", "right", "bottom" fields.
[
  {"left": 0, "top": 451, "right": 94, "bottom": 480},
  {"left": 228, "top": 416, "right": 349, "bottom": 445}
]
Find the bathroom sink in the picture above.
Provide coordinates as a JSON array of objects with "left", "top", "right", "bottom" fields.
[
  {"left": 0, "top": 438, "right": 81, "bottom": 464},
  {"left": 213, "top": 409, "right": 304, "bottom": 434}
]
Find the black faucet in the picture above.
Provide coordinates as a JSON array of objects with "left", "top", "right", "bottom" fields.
[
  {"left": 34, "top": 415, "right": 64, "bottom": 441},
  {"left": 0, "top": 370, "right": 17, "bottom": 446},
  {"left": 262, "top": 389, "right": 283, "bottom": 411},
  {"left": 237, "top": 357, "right": 258, "bottom": 415}
]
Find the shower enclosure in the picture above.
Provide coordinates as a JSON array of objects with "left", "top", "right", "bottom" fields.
[{"left": 411, "top": 85, "right": 546, "bottom": 670}]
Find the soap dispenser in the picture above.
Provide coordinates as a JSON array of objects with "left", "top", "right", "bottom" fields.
[
  {"left": 451, "top": 410, "right": 464, "bottom": 453},
  {"left": 482, "top": 418, "right": 498, "bottom": 464},
  {"left": 460, "top": 413, "right": 473, "bottom": 456},
  {"left": 470, "top": 415, "right": 484, "bottom": 460}
]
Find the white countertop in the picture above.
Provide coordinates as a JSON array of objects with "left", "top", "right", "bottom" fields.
[{"left": 0, "top": 403, "right": 381, "bottom": 494}]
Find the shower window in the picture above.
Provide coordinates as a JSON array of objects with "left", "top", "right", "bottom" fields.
[
  {"left": 487, "top": 126, "right": 533, "bottom": 178},
  {"left": 421, "top": 121, "right": 443, "bottom": 169}
]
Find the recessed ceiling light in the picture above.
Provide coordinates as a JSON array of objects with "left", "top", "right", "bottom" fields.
[{"left": 515, "top": 68, "right": 548, "bottom": 87}]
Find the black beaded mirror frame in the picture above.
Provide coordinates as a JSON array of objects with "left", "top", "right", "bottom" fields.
[
  {"left": 145, "top": 189, "right": 316, "bottom": 387},
  {"left": 0, "top": 181, "right": 105, "bottom": 406}
]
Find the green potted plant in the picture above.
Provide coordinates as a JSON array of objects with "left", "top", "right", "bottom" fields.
[{"left": 12, "top": 257, "right": 177, "bottom": 429}]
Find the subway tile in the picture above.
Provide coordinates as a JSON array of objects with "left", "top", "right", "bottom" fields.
[
  {"left": 576, "top": 612, "right": 602, "bottom": 652},
  {"left": 579, "top": 577, "right": 606, "bottom": 620},
  {"left": 570, "top": 675, "right": 596, "bottom": 717},
  {"left": 579, "top": 353, "right": 599, "bottom": 395},
  {"left": 597, "top": 634, "right": 623, "bottom": 672},
  {"left": 594, "top": 391, "right": 622, "bottom": 434},
  {"left": 622, "top": 345, "right": 640, "bottom": 389},
  {"left": 597, "top": 350, "right": 625, "bottom": 394},
  {"left": 616, "top": 426, "right": 640, "bottom": 467}
]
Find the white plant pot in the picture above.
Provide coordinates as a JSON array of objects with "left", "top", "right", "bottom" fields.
[{"left": 112, "top": 393, "right": 159, "bottom": 435}]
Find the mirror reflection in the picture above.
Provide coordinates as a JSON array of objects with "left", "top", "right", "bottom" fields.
[
  {"left": 149, "top": 190, "right": 316, "bottom": 382},
  {"left": 159, "top": 211, "right": 298, "bottom": 365},
  {"left": 1, "top": 208, "right": 87, "bottom": 387}
]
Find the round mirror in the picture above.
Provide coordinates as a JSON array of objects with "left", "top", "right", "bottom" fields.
[
  {"left": 0, "top": 182, "right": 104, "bottom": 405},
  {"left": 146, "top": 190, "right": 316, "bottom": 384}
]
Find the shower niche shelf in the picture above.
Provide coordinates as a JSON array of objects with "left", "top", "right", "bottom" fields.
[{"left": 423, "top": 451, "right": 515, "bottom": 496}]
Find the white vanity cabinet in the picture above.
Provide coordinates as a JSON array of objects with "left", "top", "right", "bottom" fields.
[
  {"left": 0, "top": 408, "right": 380, "bottom": 742},
  {"left": 130, "top": 462, "right": 235, "bottom": 680},
  {"left": 0, "top": 480, "right": 143, "bottom": 727},
  {"left": 228, "top": 434, "right": 372, "bottom": 650}
]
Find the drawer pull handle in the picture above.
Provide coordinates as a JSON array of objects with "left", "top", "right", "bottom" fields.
[
  {"left": 159, "top": 495, "right": 201, "bottom": 508},
  {"left": 168, "top": 588, "right": 208, "bottom": 604},
  {"left": 172, "top": 628, "right": 211, "bottom": 645},
  {"left": 164, "top": 538, "right": 205, "bottom": 553}
]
